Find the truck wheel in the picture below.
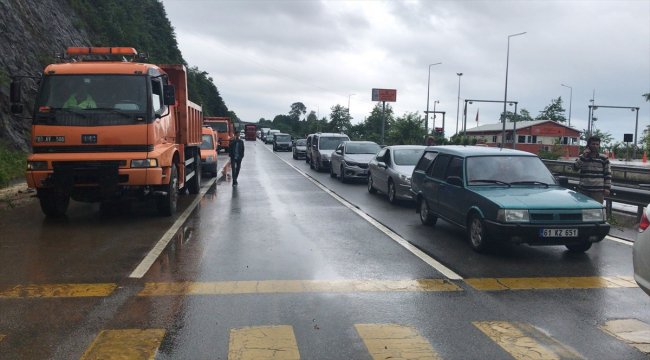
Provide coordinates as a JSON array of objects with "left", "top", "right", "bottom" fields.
[
  {"left": 187, "top": 152, "right": 201, "bottom": 195},
  {"left": 157, "top": 164, "right": 178, "bottom": 216},
  {"left": 38, "top": 188, "right": 69, "bottom": 217}
]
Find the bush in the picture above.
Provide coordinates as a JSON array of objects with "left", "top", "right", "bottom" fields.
[{"left": 0, "top": 144, "right": 27, "bottom": 187}]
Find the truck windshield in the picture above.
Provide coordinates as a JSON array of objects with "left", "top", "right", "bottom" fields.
[
  {"left": 207, "top": 122, "right": 228, "bottom": 132},
  {"left": 35, "top": 75, "right": 148, "bottom": 125}
]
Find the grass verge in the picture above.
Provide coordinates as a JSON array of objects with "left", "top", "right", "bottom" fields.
[{"left": 0, "top": 143, "right": 27, "bottom": 188}]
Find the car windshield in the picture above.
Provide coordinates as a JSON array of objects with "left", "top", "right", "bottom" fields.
[
  {"left": 207, "top": 122, "right": 228, "bottom": 132},
  {"left": 393, "top": 149, "right": 424, "bottom": 165},
  {"left": 346, "top": 143, "right": 381, "bottom": 154},
  {"left": 295, "top": 139, "right": 306, "bottom": 146},
  {"left": 200, "top": 134, "right": 214, "bottom": 150},
  {"left": 466, "top": 156, "right": 556, "bottom": 185},
  {"left": 319, "top": 137, "right": 349, "bottom": 150},
  {"left": 275, "top": 135, "right": 291, "bottom": 142}
]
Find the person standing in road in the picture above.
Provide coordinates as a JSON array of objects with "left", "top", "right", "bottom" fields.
[
  {"left": 229, "top": 135, "right": 245, "bottom": 186},
  {"left": 573, "top": 136, "right": 612, "bottom": 203}
]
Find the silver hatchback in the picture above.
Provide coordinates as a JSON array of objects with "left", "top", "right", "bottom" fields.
[
  {"left": 635, "top": 205, "right": 650, "bottom": 296},
  {"left": 367, "top": 145, "right": 425, "bottom": 203}
]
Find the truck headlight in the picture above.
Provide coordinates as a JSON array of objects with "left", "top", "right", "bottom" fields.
[
  {"left": 582, "top": 208, "right": 605, "bottom": 222},
  {"left": 27, "top": 161, "right": 48, "bottom": 171},
  {"left": 131, "top": 159, "right": 158, "bottom": 168},
  {"left": 497, "top": 209, "right": 529, "bottom": 222}
]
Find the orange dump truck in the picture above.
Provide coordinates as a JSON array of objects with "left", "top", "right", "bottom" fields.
[
  {"left": 204, "top": 116, "right": 234, "bottom": 152},
  {"left": 10, "top": 47, "right": 203, "bottom": 217}
]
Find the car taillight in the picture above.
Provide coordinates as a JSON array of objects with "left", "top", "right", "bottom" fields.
[{"left": 639, "top": 209, "right": 650, "bottom": 232}]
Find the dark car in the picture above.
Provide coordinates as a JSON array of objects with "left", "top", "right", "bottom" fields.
[
  {"left": 330, "top": 141, "right": 381, "bottom": 182},
  {"left": 292, "top": 138, "right": 307, "bottom": 159},
  {"left": 411, "top": 146, "right": 610, "bottom": 253},
  {"left": 273, "top": 133, "right": 292, "bottom": 152},
  {"left": 368, "top": 145, "right": 425, "bottom": 203}
]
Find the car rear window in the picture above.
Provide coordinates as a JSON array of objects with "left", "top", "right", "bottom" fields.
[
  {"left": 414, "top": 151, "right": 438, "bottom": 172},
  {"left": 394, "top": 149, "right": 424, "bottom": 165},
  {"left": 319, "top": 136, "right": 349, "bottom": 150},
  {"left": 346, "top": 143, "right": 381, "bottom": 154}
]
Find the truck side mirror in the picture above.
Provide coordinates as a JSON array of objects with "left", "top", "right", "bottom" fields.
[
  {"left": 163, "top": 84, "right": 175, "bottom": 105},
  {"left": 10, "top": 81, "right": 21, "bottom": 103}
]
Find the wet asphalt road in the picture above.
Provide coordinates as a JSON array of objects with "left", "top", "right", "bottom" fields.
[{"left": 0, "top": 140, "right": 648, "bottom": 359}]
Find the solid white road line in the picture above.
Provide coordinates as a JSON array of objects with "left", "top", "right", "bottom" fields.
[
  {"left": 264, "top": 145, "right": 463, "bottom": 280},
  {"left": 129, "top": 163, "right": 227, "bottom": 279},
  {"left": 605, "top": 235, "right": 634, "bottom": 246}
]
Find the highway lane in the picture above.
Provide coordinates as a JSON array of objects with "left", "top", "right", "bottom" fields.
[{"left": 0, "top": 140, "right": 648, "bottom": 359}]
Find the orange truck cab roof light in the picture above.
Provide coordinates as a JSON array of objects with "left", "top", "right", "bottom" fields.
[{"left": 66, "top": 47, "right": 138, "bottom": 56}]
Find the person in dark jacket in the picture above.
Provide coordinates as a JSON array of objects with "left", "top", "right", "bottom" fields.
[
  {"left": 229, "top": 136, "right": 245, "bottom": 186},
  {"left": 573, "top": 136, "right": 611, "bottom": 203}
]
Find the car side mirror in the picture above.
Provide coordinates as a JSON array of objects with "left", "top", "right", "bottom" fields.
[
  {"left": 377, "top": 161, "right": 387, "bottom": 169},
  {"left": 336, "top": 149, "right": 343, "bottom": 154},
  {"left": 446, "top": 176, "right": 464, "bottom": 187},
  {"left": 556, "top": 176, "right": 569, "bottom": 188}
]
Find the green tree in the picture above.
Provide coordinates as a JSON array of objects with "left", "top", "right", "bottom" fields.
[
  {"left": 535, "top": 97, "right": 567, "bottom": 122},
  {"left": 362, "top": 103, "right": 394, "bottom": 144},
  {"left": 643, "top": 93, "right": 650, "bottom": 102},
  {"left": 580, "top": 128, "right": 613, "bottom": 147},
  {"left": 501, "top": 108, "right": 534, "bottom": 123},
  {"left": 387, "top": 112, "right": 426, "bottom": 145},
  {"left": 289, "top": 102, "right": 307, "bottom": 122},
  {"left": 329, "top": 104, "right": 351, "bottom": 133}
]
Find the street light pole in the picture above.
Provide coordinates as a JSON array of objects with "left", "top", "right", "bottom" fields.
[
  {"left": 455, "top": 72, "right": 463, "bottom": 136},
  {"left": 425, "top": 62, "right": 442, "bottom": 135},
  {"left": 432, "top": 100, "right": 439, "bottom": 131},
  {"left": 501, "top": 31, "right": 526, "bottom": 148},
  {"left": 561, "top": 84, "right": 572, "bottom": 127},
  {"left": 347, "top": 93, "right": 356, "bottom": 120}
]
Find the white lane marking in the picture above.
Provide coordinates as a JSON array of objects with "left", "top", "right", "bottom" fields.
[
  {"left": 264, "top": 144, "right": 463, "bottom": 280},
  {"left": 129, "top": 162, "right": 228, "bottom": 279},
  {"left": 605, "top": 235, "right": 634, "bottom": 246}
]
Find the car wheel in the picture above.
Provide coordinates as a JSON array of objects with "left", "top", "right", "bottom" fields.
[
  {"left": 419, "top": 198, "right": 437, "bottom": 226},
  {"left": 387, "top": 179, "right": 397, "bottom": 204},
  {"left": 566, "top": 242, "right": 592, "bottom": 253},
  {"left": 309, "top": 158, "right": 314, "bottom": 169},
  {"left": 330, "top": 165, "right": 337, "bottom": 178},
  {"left": 368, "top": 174, "right": 377, "bottom": 194},
  {"left": 340, "top": 165, "right": 347, "bottom": 183},
  {"left": 314, "top": 158, "right": 321, "bottom": 172},
  {"left": 468, "top": 213, "right": 490, "bottom": 252}
]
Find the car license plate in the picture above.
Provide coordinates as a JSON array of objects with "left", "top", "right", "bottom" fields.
[{"left": 539, "top": 228, "right": 578, "bottom": 237}]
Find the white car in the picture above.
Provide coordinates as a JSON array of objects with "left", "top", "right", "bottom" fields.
[{"left": 634, "top": 205, "right": 650, "bottom": 296}]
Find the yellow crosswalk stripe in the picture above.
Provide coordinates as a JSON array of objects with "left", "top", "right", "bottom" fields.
[
  {"left": 228, "top": 325, "right": 300, "bottom": 360},
  {"left": 80, "top": 329, "right": 165, "bottom": 360},
  {"left": 138, "top": 279, "right": 461, "bottom": 296},
  {"left": 355, "top": 324, "right": 441, "bottom": 360},
  {"left": 465, "top": 276, "right": 637, "bottom": 291},
  {"left": 0, "top": 283, "right": 117, "bottom": 298},
  {"left": 599, "top": 319, "right": 650, "bottom": 355},
  {"left": 473, "top": 321, "right": 583, "bottom": 359}
]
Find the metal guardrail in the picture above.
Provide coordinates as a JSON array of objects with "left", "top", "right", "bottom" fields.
[{"left": 542, "top": 159, "right": 650, "bottom": 222}]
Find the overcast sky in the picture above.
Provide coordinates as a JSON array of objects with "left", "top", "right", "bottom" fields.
[{"left": 161, "top": 0, "right": 650, "bottom": 143}]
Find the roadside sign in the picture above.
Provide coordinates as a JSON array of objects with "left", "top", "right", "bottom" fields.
[{"left": 372, "top": 88, "right": 397, "bottom": 102}]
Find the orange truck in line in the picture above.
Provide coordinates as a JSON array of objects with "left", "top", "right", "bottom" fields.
[
  {"left": 10, "top": 47, "right": 203, "bottom": 217},
  {"left": 204, "top": 116, "right": 235, "bottom": 152}
]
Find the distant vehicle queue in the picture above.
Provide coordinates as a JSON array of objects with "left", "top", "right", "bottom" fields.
[{"left": 255, "top": 129, "right": 612, "bottom": 257}]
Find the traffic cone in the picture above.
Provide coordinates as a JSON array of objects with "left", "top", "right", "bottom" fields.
[{"left": 644, "top": 152, "right": 647, "bottom": 163}]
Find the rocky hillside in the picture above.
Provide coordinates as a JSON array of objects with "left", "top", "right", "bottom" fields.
[
  {"left": 0, "top": 0, "right": 233, "bottom": 153},
  {"left": 0, "top": 0, "right": 91, "bottom": 151}
]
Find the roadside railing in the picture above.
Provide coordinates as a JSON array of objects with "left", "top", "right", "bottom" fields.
[{"left": 543, "top": 159, "right": 650, "bottom": 222}]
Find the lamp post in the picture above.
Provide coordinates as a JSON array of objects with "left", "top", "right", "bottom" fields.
[
  {"left": 432, "top": 100, "right": 439, "bottom": 131},
  {"left": 425, "top": 62, "right": 442, "bottom": 135},
  {"left": 561, "top": 84, "right": 572, "bottom": 127},
  {"left": 501, "top": 31, "right": 526, "bottom": 148},
  {"left": 347, "top": 93, "right": 356, "bottom": 121},
  {"left": 455, "top": 72, "right": 463, "bottom": 136}
]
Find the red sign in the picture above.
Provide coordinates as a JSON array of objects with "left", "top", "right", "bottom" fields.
[{"left": 372, "top": 88, "right": 397, "bottom": 102}]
